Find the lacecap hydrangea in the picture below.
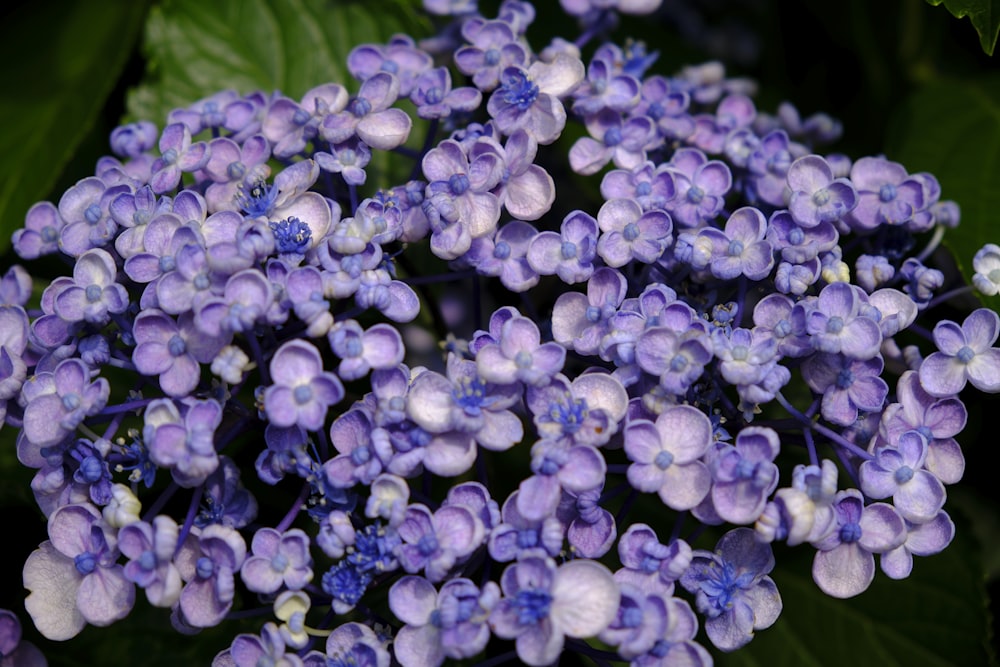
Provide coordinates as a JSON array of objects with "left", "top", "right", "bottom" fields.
[{"left": 2, "top": 0, "right": 995, "bottom": 664}]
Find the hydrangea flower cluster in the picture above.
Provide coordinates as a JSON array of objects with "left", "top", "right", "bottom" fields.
[{"left": 3, "top": 0, "right": 995, "bottom": 664}]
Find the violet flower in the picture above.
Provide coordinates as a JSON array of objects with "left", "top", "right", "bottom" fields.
[{"left": 489, "top": 553, "right": 620, "bottom": 666}]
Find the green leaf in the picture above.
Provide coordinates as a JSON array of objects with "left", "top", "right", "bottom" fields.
[
  {"left": 0, "top": 0, "right": 148, "bottom": 256},
  {"left": 126, "top": 0, "right": 430, "bottom": 126},
  {"left": 719, "top": 507, "right": 995, "bottom": 666},
  {"left": 925, "top": 0, "right": 1000, "bottom": 55},
  {"left": 887, "top": 76, "right": 1000, "bottom": 309}
]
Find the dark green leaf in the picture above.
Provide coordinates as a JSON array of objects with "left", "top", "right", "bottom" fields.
[
  {"left": 126, "top": 0, "right": 430, "bottom": 125},
  {"left": 925, "top": 0, "right": 1000, "bottom": 55},
  {"left": 886, "top": 76, "right": 1000, "bottom": 310},
  {"left": 0, "top": 0, "right": 148, "bottom": 256},
  {"left": 719, "top": 507, "right": 995, "bottom": 666}
]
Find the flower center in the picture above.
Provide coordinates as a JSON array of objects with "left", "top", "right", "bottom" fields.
[
  {"left": 655, "top": 450, "right": 674, "bottom": 469},
  {"left": 270, "top": 217, "right": 313, "bottom": 254},
  {"left": 493, "top": 240, "right": 511, "bottom": 260},
  {"left": 956, "top": 345, "right": 975, "bottom": 364},
  {"left": 449, "top": 173, "right": 470, "bottom": 195},
  {"left": 894, "top": 465, "right": 914, "bottom": 484},
  {"left": 500, "top": 69, "right": 539, "bottom": 111},
  {"left": 839, "top": 521, "right": 862, "bottom": 543},
  {"left": 513, "top": 588, "right": 552, "bottom": 625},
  {"left": 236, "top": 179, "right": 278, "bottom": 218},
  {"left": 85, "top": 203, "right": 103, "bottom": 225},
  {"left": 168, "top": 334, "right": 187, "bottom": 357},
  {"left": 294, "top": 385, "right": 313, "bottom": 404}
]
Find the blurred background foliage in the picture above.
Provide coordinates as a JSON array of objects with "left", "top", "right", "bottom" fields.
[{"left": 0, "top": 0, "right": 997, "bottom": 664}]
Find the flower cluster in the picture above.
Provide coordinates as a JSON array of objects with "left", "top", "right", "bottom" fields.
[{"left": 2, "top": 0, "right": 995, "bottom": 665}]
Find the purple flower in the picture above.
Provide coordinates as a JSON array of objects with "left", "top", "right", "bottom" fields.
[
  {"left": 348, "top": 34, "right": 433, "bottom": 97},
  {"left": 472, "top": 128, "right": 555, "bottom": 221},
  {"left": 595, "top": 197, "right": 672, "bottom": 267},
  {"left": 860, "top": 431, "right": 946, "bottom": 523},
  {"left": 744, "top": 129, "right": 794, "bottom": 206},
  {"left": 551, "top": 266, "right": 628, "bottom": 357},
  {"left": 454, "top": 19, "right": 528, "bottom": 91},
  {"left": 465, "top": 220, "right": 541, "bottom": 292},
  {"left": 389, "top": 576, "right": 500, "bottom": 667},
  {"left": 325, "top": 407, "right": 387, "bottom": 488},
  {"left": 0, "top": 609, "right": 47, "bottom": 667},
  {"left": 262, "top": 84, "right": 347, "bottom": 158},
  {"left": 615, "top": 524, "right": 691, "bottom": 595},
  {"left": 302, "top": 622, "right": 390, "bottom": 667},
  {"left": 663, "top": 148, "right": 732, "bottom": 228},
  {"left": 57, "top": 178, "right": 128, "bottom": 257},
  {"left": 569, "top": 109, "right": 656, "bottom": 175},
  {"left": 880, "top": 510, "right": 954, "bottom": 580},
  {"left": 150, "top": 123, "right": 210, "bottom": 194},
  {"left": 517, "top": 441, "right": 607, "bottom": 521},
  {"left": 475, "top": 314, "right": 566, "bottom": 386},
  {"left": 422, "top": 138, "right": 503, "bottom": 260},
  {"left": 52, "top": 248, "right": 129, "bottom": 325},
  {"left": 132, "top": 310, "right": 225, "bottom": 398},
  {"left": 321, "top": 72, "right": 412, "bottom": 150},
  {"left": 766, "top": 209, "right": 838, "bottom": 265},
  {"left": 600, "top": 160, "right": 676, "bottom": 211},
  {"left": 119, "top": 515, "right": 183, "bottom": 608},
  {"left": 712, "top": 327, "right": 778, "bottom": 387},
  {"left": 0, "top": 305, "right": 29, "bottom": 424},
  {"left": 143, "top": 397, "right": 222, "bottom": 488},
  {"left": 409, "top": 66, "right": 482, "bottom": 119},
  {"left": 918, "top": 308, "right": 1000, "bottom": 396},
  {"left": 635, "top": 75, "right": 695, "bottom": 142},
  {"left": 490, "top": 554, "right": 620, "bottom": 666},
  {"left": 489, "top": 490, "right": 565, "bottom": 561},
  {"left": 13, "top": 201, "right": 65, "bottom": 259},
  {"left": 110, "top": 120, "right": 157, "bottom": 158},
  {"left": 845, "top": 156, "right": 925, "bottom": 231},
  {"left": 526, "top": 209, "right": 599, "bottom": 284},
  {"left": 328, "top": 320, "right": 405, "bottom": 381},
  {"left": 240, "top": 528, "right": 313, "bottom": 594},
  {"left": 679, "top": 528, "right": 781, "bottom": 651},
  {"left": 624, "top": 405, "right": 712, "bottom": 511},
  {"left": 487, "top": 53, "right": 585, "bottom": 145},
  {"left": 691, "top": 206, "right": 774, "bottom": 281},
  {"left": 756, "top": 459, "right": 839, "bottom": 547},
  {"left": 264, "top": 340, "right": 345, "bottom": 431},
  {"left": 21, "top": 358, "right": 109, "bottom": 450},
  {"left": 634, "top": 324, "right": 713, "bottom": 396},
  {"left": 217, "top": 622, "right": 303, "bottom": 667},
  {"left": 406, "top": 353, "right": 523, "bottom": 451},
  {"left": 528, "top": 371, "right": 629, "bottom": 448},
  {"left": 811, "top": 489, "right": 905, "bottom": 598},
  {"left": 803, "top": 281, "right": 883, "bottom": 360},
  {"left": 879, "top": 370, "right": 966, "bottom": 484},
  {"left": 396, "top": 503, "right": 486, "bottom": 582},
  {"left": 701, "top": 426, "right": 781, "bottom": 525},
  {"left": 23, "top": 503, "right": 135, "bottom": 640},
  {"left": 787, "top": 154, "right": 858, "bottom": 227},
  {"left": 315, "top": 137, "right": 371, "bottom": 187},
  {"left": 572, "top": 52, "right": 641, "bottom": 116},
  {"left": 556, "top": 486, "right": 617, "bottom": 558},
  {"left": 174, "top": 525, "right": 247, "bottom": 628},
  {"left": 202, "top": 134, "right": 272, "bottom": 213},
  {"left": 616, "top": 593, "right": 712, "bottom": 666},
  {"left": 802, "top": 352, "right": 888, "bottom": 426}
]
